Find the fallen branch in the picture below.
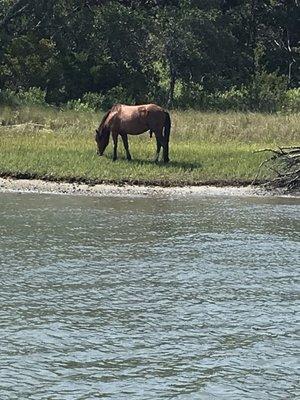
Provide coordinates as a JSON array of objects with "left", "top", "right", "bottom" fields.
[
  {"left": 253, "top": 146, "right": 300, "bottom": 191},
  {"left": 1, "top": 122, "right": 46, "bottom": 129}
]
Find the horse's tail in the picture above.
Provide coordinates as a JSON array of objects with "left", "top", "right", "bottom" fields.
[
  {"left": 163, "top": 111, "right": 171, "bottom": 162},
  {"left": 164, "top": 111, "right": 171, "bottom": 142}
]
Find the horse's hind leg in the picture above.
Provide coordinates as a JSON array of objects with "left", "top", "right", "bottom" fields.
[
  {"left": 154, "top": 129, "right": 168, "bottom": 163},
  {"left": 154, "top": 136, "right": 162, "bottom": 163},
  {"left": 121, "top": 133, "right": 132, "bottom": 161}
]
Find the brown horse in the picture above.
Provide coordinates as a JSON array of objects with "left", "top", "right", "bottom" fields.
[{"left": 95, "top": 103, "right": 171, "bottom": 163}]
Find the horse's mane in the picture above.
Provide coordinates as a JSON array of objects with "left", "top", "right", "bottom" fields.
[
  {"left": 98, "top": 104, "right": 121, "bottom": 131},
  {"left": 98, "top": 108, "right": 111, "bottom": 131}
]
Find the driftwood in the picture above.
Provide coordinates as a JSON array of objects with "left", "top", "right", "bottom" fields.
[
  {"left": 253, "top": 146, "right": 300, "bottom": 191},
  {"left": 1, "top": 122, "right": 46, "bottom": 129}
]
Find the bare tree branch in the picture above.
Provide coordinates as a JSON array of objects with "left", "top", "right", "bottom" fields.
[
  {"left": 253, "top": 146, "right": 300, "bottom": 191},
  {"left": 0, "top": 0, "right": 30, "bottom": 30}
]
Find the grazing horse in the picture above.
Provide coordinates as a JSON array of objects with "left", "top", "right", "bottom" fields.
[{"left": 95, "top": 103, "right": 171, "bottom": 163}]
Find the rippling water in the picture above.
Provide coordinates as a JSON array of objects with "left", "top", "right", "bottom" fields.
[{"left": 0, "top": 192, "right": 299, "bottom": 399}]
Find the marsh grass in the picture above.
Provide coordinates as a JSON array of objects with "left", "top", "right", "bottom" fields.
[{"left": 0, "top": 106, "right": 299, "bottom": 186}]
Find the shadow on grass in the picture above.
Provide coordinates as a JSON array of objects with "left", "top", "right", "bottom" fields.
[
  {"left": 99, "top": 156, "right": 202, "bottom": 171},
  {"left": 164, "top": 160, "right": 202, "bottom": 170}
]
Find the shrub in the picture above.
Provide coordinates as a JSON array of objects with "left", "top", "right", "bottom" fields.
[
  {"left": 0, "top": 89, "right": 20, "bottom": 107},
  {"left": 65, "top": 99, "right": 92, "bottom": 112},
  {"left": 65, "top": 92, "right": 105, "bottom": 112},
  {"left": 171, "top": 84, "right": 250, "bottom": 111},
  {"left": 101, "top": 85, "right": 134, "bottom": 109},
  {"left": 283, "top": 88, "right": 300, "bottom": 112},
  {"left": 209, "top": 87, "right": 249, "bottom": 111},
  {"left": 82, "top": 92, "right": 105, "bottom": 110},
  {"left": 248, "top": 71, "right": 288, "bottom": 112},
  {"left": 174, "top": 82, "right": 208, "bottom": 109},
  {"left": 17, "top": 87, "right": 47, "bottom": 106},
  {"left": 0, "top": 87, "right": 47, "bottom": 107}
]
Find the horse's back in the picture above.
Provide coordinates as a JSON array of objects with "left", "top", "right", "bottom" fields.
[
  {"left": 108, "top": 103, "right": 167, "bottom": 135},
  {"left": 120, "top": 103, "right": 166, "bottom": 123}
]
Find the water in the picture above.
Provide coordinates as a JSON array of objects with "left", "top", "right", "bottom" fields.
[{"left": 0, "top": 192, "right": 299, "bottom": 400}]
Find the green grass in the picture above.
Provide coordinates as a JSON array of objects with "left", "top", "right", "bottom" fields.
[{"left": 0, "top": 105, "right": 299, "bottom": 186}]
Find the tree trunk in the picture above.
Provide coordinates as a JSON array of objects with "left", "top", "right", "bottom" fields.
[{"left": 167, "top": 65, "right": 176, "bottom": 108}]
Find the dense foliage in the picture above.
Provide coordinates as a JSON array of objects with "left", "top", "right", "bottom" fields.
[{"left": 0, "top": 0, "right": 299, "bottom": 110}]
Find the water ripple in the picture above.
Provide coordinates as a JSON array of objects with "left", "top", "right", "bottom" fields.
[{"left": 0, "top": 193, "right": 299, "bottom": 399}]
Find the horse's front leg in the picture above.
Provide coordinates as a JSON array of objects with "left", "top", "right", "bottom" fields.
[
  {"left": 112, "top": 131, "right": 119, "bottom": 161},
  {"left": 121, "top": 133, "right": 132, "bottom": 161}
]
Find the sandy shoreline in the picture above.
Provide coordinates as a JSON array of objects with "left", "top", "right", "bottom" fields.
[{"left": 0, "top": 176, "right": 298, "bottom": 198}]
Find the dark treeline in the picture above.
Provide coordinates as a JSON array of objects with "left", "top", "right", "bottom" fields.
[{"left": 0, "top": 0, "right": 299, "bottom": 111}]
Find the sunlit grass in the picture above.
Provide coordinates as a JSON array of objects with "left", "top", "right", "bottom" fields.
[{"left": 0, "top": 106, "right": 299, "bottom": 186}]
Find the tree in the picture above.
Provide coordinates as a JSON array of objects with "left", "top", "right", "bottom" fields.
[{"left": 0, "top": 0, "right": 298, "bottom": 107}]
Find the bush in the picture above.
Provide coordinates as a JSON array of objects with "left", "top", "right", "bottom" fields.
[
  {"left": 101, "top": 85, "right": 134, "bottom": 110},
  {"left": 170, "top": 83, "right": 250, "bottom": 111},
  {"left": 209, "top": 87, "right": 249, "bottom": 111},
  {"left": 283, "top": 88, "right": 300, "bottom": 112},
  {"left": 64, "top": 87, "right": 135, "bottom": 112},
  {"left": 0, "top": 89, "right": 20, "bottom": 107},
  {"left": 82, "top": 92, "right": 105, "bottom": 110},
  {"left": 17, "top": 87, "right": 47, "bottom": 106},
  {"left": 65, "top": 98, "right": 93, "bottom": 112},
  {"left": 174, "top": 82, "right": 208, "bottom": 109},
  {"left": 0, "top": 87, "right": 47, "bottom": 107},
  {"left": 248, "top": 71, "right": 288, "bottom": 112},
  {"left": 65, "top": 92, "right": 105, "bottom": 112}
]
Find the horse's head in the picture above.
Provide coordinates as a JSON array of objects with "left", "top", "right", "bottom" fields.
[{"left": 95, "top": 126, "right": 110, "bottom": 155}]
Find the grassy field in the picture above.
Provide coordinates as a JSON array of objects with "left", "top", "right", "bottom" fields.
[{"left": 0, "top": 105, "right": 299, "bottom": 186}]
